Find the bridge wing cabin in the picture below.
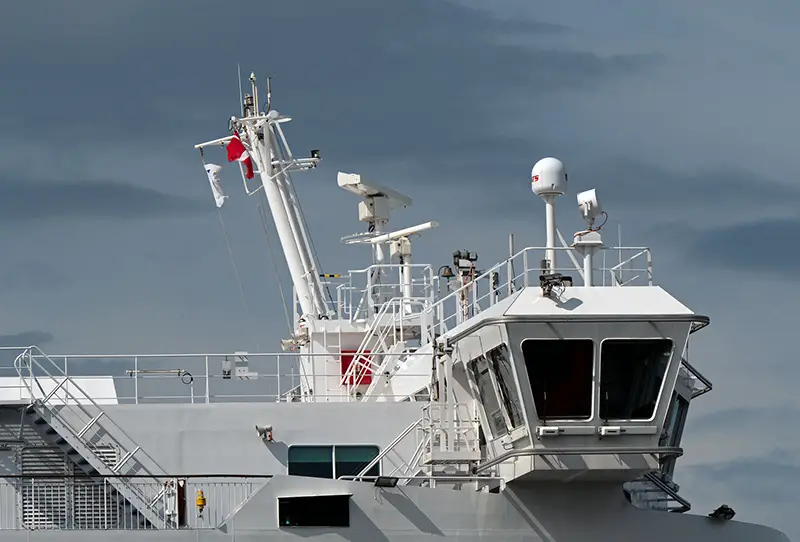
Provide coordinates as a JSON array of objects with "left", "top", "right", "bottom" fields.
[{"left": 442, "top": 284, "right": 706, "bottom": 484}]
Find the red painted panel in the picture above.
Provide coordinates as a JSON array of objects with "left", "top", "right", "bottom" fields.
[{"left": 340, "top": 349, "right": 372, "bottom": 385}]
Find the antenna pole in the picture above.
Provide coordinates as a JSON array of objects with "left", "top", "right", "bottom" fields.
[
  {"left": 544, "top": 195, "right": 557, "bottom": 272},
  {"left": 237, "top": 64, "right": 244, "bottom": 116},
  {"left": 267, "top": 76, "right": 272, "bottom": 112}
]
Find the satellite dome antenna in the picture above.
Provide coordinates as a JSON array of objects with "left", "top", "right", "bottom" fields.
[{"left": 531, "top": 157, "right": 568, "bottom": 273}]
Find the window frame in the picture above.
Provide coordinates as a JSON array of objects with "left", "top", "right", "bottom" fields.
[
  {"left": 486, "top": 344, "right": 526, "bottom": 432},
  {"left": 467, "top": 352, "right": 509, "bottom": 439},
  {"left": 660, "top": 391, "right": 689, "bottom": 477},
  {"left": 519, "top": 337, "right": 596, "bottom": 423},
  {"left": 598, "top": 337, "right": 675, "bottom": 423},
  {"left": 287, "top": 444, "right": 381, "bottom": 480},
  {"left": 465, "top": 344, "right": 527, "bottom": 440},
  {"left": 661, "top": 392, "right": 689, "bottom": 447}
]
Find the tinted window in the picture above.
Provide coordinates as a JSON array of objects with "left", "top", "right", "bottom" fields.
[
  {"left": 487, "top": 345, "right": 524, "bottom": 429},
  {"left": 288, "top": 446, "right": 333, "bottom": 479},
  {"left": 659, "top": 392, "right": 689, "bottom": 477},
  {"left": 522, "top": 339, "right": 594, "bottom": 420},
  {"left": 288, "top": 446, "right": 380, "bottom": 480},
  {"left": 600, "top": 339, "right": 673, "bottom": 420},
  {"left": 335, "top": 446, "right": 379, "bottom": 479},
  {"left": 468, "top": 354, "right": 507, "bottom": 437},
  {"left": 661, "top": 393, "right": 688, "bottom": 446},
  {"left": 278, "top": 495, "right": 350, "bottom": 527}
]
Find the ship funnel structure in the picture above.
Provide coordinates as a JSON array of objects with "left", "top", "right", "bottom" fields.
[{"left": 531, "top": 157, "right": 567, "bottom": 274}]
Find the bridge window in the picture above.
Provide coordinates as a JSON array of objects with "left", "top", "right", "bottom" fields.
[
  {"left": 522, "top": 339, "right": 594, "bottom": 420},
  {"left": 660, "top": 392, "right": 689, "bottom": 476},
  {"left": 468, "top": 354, "right": 508, "bottom": 437},
  {"left": 600, "top": 339, "right": 673, "bottom": 420},
  {"left": 487, "top": 345, "right": 524, "bottom": 429},
  {"left": 467, "top": 345, "right": 525, "bottom": 439},
  {"left": 662, "top": 392, "right": 688, "bottom": 447},
  {"left": 288, "top": 445, "right": 379, "bottom": 480}
]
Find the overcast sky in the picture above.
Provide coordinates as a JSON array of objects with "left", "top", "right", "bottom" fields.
[{"left": 1, "top": 0, "right": 798, "bottom": 537}]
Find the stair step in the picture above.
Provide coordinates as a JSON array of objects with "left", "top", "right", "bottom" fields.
[{"left": 424, "top": 450, "right": 482, "bottom": 465}]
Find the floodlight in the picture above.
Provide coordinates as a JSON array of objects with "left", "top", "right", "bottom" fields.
[
  {"left": 577, "top": 189, "right": 602, "bottom": 226},
  {"left": 374, "top": 476, "right": 399, "bottom": 488}
]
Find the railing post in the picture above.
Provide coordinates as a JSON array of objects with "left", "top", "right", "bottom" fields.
[
  {"left": 523, "top": 250, "right": 529, "bottom": 287},
  {"left": 277, "top": 355, "right": 282, "bottom": 401},
  {"left": 134, "top": 356, "right": 139, "bottom": 405},
  {"left": 205, "top": 356, "right": 210, "bottom": 404}
]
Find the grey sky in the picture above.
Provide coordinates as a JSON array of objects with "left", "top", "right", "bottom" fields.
[{"left": 1, "top": 0, "right": 798, "bottom": 536}]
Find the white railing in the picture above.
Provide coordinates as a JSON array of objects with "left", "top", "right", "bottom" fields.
[
  {"left": 421, "top": 402, "right": 479, "bottom": 458},
  {"left": 0, "top": 476, "right": 265, "bottom": 530},
  {"left": 0, "top": 347, "right": 430, "bottom": 404},
  {"left": 0, "top": 246, "right": 652, "bottom": 406},
  {"left": 318, "top": 246, "right": 650, "bottom": 325},
  {"left": 340, "top": 263, "right": 436, "bottom": 322},
  {"left": 424, "top": 246, "right": 652, "bottom": 337}
]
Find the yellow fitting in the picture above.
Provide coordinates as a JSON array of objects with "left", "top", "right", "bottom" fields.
[{"left": 196, "top": 489, "right": 206, "bottom": 512}]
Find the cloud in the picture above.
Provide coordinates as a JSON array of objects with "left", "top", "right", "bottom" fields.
[
  {"left": 0, "top": 0, "right": 662, "bottom": 154},
  {"left": 0, "top": 331, "right": 54, "bottom": 347},
  {"left": 0, "top": 178, "right": 210, "bottom": 222},
  {"left": 687, "top": 452, "right": 800, "bottom": 504},
  {"left": 0, "top": 259, "right": 71, "bottom": 294},
  {"left": 677, "top": 218, "right": 800, "bottom": 274},
  {"left": 679, "top": 450, "right": 800, "bottom": 536}
]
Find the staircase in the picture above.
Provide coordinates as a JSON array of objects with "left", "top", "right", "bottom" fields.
[
  {"left": 15, "top": 346, "right": 174, "bottom": 529},
  {"left": 341, "top": 297, "right": 425, "bottom": 396}
]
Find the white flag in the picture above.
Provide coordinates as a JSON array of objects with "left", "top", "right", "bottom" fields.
[{"left": 205, "top": 163, "right": 228, "bottom": 208}]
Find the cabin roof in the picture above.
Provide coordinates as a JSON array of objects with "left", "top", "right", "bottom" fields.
[{"left": 503, "top": 286, "right": 694, "bottom": 318}]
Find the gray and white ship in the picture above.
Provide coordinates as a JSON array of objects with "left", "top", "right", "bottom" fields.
[{"left": 0, "top": 74, "right": 791, "bottom": 541}]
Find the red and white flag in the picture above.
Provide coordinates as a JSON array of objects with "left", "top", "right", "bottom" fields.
[{"left": 226, "top": 131, "right": 255, "bottom": 179}]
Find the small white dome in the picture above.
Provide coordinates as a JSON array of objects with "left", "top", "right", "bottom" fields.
[{"left": 531, "top": 157, "right": 568, "bottom": 198}]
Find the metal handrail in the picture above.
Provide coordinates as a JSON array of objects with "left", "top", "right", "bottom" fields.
[
  {"left": 643, "top": 472, "right": 691, "bottom": 513},
  {"left": 680, "top": 357, "right": 713, "bottom": 399},
  {"left": 13, "top": 347, "right": 170, "bottom": 491},
  {"left": 352, "top": 417, "right": 423, "bottom": 481},
  {"left": 474, "top": 446, "right": 683, "bottom": 474}
]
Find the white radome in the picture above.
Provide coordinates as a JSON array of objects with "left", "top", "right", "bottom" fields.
[{"left": 531, "top": 157, "right": 568, "bottom": 198}]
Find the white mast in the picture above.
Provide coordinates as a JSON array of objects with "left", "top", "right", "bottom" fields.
[
  {"left": 267, "top": 122, "right": 329, "bottom": 317},
  {"left": 194, "top": 73, "right": 327, "bottom": 323}
]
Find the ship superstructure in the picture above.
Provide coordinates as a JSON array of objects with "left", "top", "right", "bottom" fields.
[{"left": 0, "top": 74, "right": 790, "bottom": 541}]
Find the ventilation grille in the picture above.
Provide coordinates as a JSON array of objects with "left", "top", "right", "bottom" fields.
[{"left": 17, "top": 446, "right": 123, "bottom": 529}]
